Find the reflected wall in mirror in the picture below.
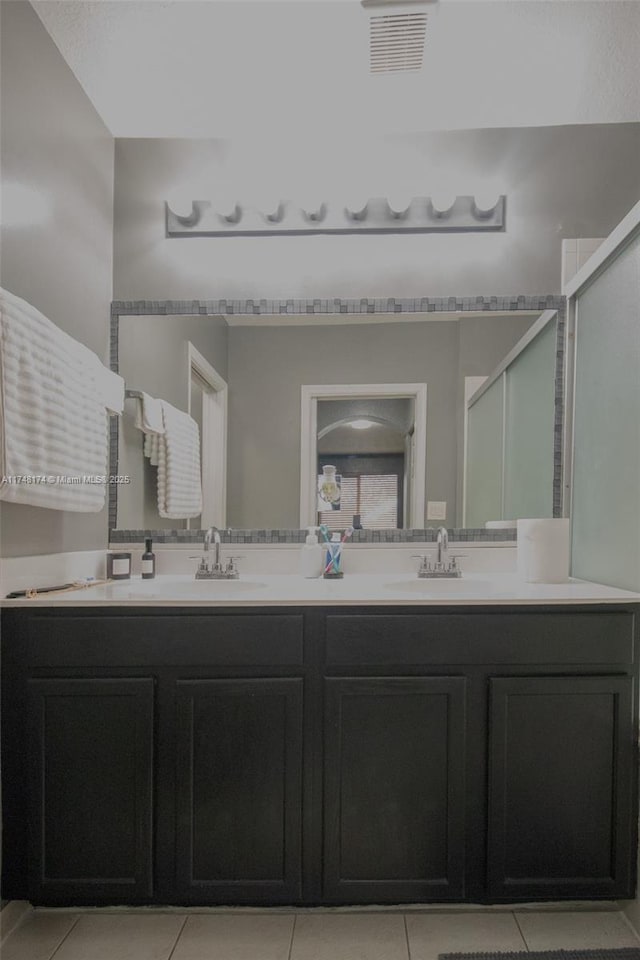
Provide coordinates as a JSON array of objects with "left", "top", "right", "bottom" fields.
[{"left": 111, "top": 299, "right": 564, "bottom": 534}]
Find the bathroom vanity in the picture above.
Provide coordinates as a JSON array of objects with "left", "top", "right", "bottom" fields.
[{"left": 2, "top": 578, "right": 638, "bottom": 908}]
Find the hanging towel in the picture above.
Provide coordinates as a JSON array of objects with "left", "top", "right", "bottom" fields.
[
  {"left": 99, "top": 366, "right": 125, "bottom": 416},
  {"left": 0, "top": 287, "right": 120, "bottom": 512},
  {"left": 144, "top": 431, "right": 161, "bottom": 466},
  {"left": 154, "top": 401, "right": 202, "bottom": 519},
  {"left": 133, "top": 393, "right": 165, "bottom": 435}
]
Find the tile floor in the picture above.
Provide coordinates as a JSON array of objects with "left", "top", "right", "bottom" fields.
[{"left": 1, "top": 907, "right": 639, "bottom": 960}]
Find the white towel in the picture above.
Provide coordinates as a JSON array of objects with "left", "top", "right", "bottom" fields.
[
  {"left": 149, "top": 401, "right": 202, "bottom": 519},
  {"left": 0, "top": 287, "right": 115, "bottom": 512},
  {"left": 144, "top": 432, "right": 161, "bottom": 466},
  {"left": 134, "top": 393, "right": 164, "bottom": 435},
  {"left": 99, "top": 367, "right": 125, "bottom": 416}
]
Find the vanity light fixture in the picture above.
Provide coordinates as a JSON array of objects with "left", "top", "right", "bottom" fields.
[
  {"left": 217, "top": 202, "right": 243, "bottom": 225},
  {"left": 344, "top": 200, "right": 370, "bottom": 222},
  {"left": 386, "top": 195, "right": 413, "bottom": 219},
  {"left": 165, "top": 195, "right": 506, "bottom": 237},
  {"left": 301, "top": 202, "right": 328, "bottom": 224},
  {"left": 429, "top": 194, "right": 457, "bottom": 217},
  {"left": 472, "top": 194, "right": 501, "bottom": 220},
  {"left": 262, "top": 202, "right": 286, "bottom": 224}
]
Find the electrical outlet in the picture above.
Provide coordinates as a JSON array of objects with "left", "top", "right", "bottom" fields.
[{"left": 427, "top": 501, "right": 447, "bottom": 521}]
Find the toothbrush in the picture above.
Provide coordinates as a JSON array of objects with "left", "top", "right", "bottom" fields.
[
  {"left": 323, "top": 527, "right": 353, "bottom": 574},
  {"left": 324, "top": 545, "right": 342, "bottom": 575}
]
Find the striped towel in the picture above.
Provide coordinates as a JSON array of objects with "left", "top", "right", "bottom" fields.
[
  {"left": 153, "top": 401, "right": 202, "bottom": 519},
  {"left": 0, "top": 287, "right": 124, "bottom": 512}
]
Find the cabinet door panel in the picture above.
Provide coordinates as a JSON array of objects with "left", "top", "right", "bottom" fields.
[
  {"left": 324, "top": 677, "right": 466, "bottom": 902},
  {"left": 175, "top": 678, "right": 303, "bottom": 903},
  {"left": 488, "top": 675, "right": 635, "bottom": 899},
  {"left": 27, "top": 678, "right": 154, "bottom": 903}
]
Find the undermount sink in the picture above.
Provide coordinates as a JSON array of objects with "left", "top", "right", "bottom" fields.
[
  {"left": 178, "top": 580, "right": 266, "bottom": 593},
  {"left": 111, "top": 578, "right": 267, "bottom": 599},
  {"left": 382, "top": 578, "right": 494, "bottom": 595}
]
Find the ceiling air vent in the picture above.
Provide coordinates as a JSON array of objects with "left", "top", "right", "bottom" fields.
[{"left": 367, "top": 6, "right": 428, "bottom": 75}]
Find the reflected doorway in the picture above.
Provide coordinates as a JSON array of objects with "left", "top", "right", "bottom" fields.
[
  {"left": 317, "top": 401, "right": 413, "bottom": 529},
  {"left": 300, "top": 383, "right": 427, "bottom": 529}
]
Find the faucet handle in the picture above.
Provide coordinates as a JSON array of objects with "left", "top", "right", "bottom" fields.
[{"left": 225, "top": 556, "right": 243, "bottom": 577}]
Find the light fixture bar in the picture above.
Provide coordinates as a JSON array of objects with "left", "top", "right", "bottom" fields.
[{"left": 166, "top": 196, "right": 506, "bottom": 238}]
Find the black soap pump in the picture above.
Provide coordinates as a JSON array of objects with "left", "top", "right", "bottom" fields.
[{"left": 141, "top": 538, "right": 156, "bottom": 579}]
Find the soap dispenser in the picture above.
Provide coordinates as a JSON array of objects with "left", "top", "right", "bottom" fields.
[{"left": 300, "top": 526, "right": 323, "bottom": 578}]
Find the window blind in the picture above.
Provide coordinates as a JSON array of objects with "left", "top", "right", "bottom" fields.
[{"left": 319, "top": 474, "right": 399, "bottom": 530}]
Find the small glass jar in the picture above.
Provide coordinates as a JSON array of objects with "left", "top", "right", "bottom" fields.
[
  {"left": 323, "top": 534, "right": 344, "bottom": 579},
  {"left": 107, "top": 551, "right": 132, "bottom": 580}
]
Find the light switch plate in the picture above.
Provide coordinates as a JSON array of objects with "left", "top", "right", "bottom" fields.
[{"left": 427, "top": 501, "right": 447, "bottom": 520}]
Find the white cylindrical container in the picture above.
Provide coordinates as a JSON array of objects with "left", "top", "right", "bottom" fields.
[
  {"left": 517, "top": 518, "right": 570, "bottom": 583},
  {"left": 300, "top": 526, "right": 323, "bottom": 578}
]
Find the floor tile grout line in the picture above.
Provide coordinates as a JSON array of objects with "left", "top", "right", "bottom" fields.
[
  {"left": 512, "top": 911, "right": 530, "bottom": 952},
  {"left": 47, "top": 915, "right": 81, "bottom": 960},
  {"left": 287, "top": 913, "right": 297, "bottom": 960},
  {"left": 619, "top": 908, "right": 640, "bottom": 945},
  {"left": 403, "top": 913, "right": 413, "bottom": 960},
  {"left": 165, "top": 915, "right": 190, "bottom": 960}
]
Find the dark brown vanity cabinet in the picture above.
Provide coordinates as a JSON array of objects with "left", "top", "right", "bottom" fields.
[
  {"left": 323, "top": 676, "right": 466, "bottom": 902},
  {"left": 174, "top": 678, "right": 304, "bottom": 903},
  {"left": 26, "top": 677, "right": 155, "bottom": 904},
  {"left": 487, "top": 674, "right": 636, "bottom": 901},
  {"left": 1, "top": 605, "right": 638, "bottom": 907}
]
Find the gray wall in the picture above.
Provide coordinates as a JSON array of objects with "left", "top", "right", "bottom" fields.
[
  {"left": 113, "top": 126, "right": 640, "bottom": 301},
  {"left": 117, "top": 315, "right": 228, "bottom": 529},
  {"left": 225, "top": 315, "right": 533, "bottom": 529},
  {"left": 0, "top": 1, "right": 114, "bottom": 557}
]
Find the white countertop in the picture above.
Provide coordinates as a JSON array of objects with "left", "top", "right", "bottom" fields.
[{"left": 2, "top": 573, "right": 639, "bottom": 607}]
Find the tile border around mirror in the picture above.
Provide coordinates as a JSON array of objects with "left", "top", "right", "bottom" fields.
[
  {"left": 109, "top": 527, "right": 518, "bottom": 544},
  {"left": 108, "top": 294, "right": 566, "bottom": 542}
]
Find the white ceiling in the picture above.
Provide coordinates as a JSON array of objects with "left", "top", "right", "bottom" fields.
[{"left": 32, "top": 0, "right": 640, "bottom": 138}]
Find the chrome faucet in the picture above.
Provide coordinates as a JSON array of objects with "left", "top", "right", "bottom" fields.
[
  {"left": 204, "top": 526, "right": 222, "bottom": 571},
  {"left": 194, "top": 527, "right": 242, "bottom": 579},
  {"left": 436, "top": 526, "right": 449, "bottom": 566},
  {"left": 412, "top": 527, "right": 465, "bottom": 579}
]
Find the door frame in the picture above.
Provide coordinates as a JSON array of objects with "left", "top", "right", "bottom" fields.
[{"left": 187, "top": 342, "right": 228, "bottom": 528}]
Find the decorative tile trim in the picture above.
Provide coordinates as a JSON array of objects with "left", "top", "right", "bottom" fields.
[
  {"left": 111, "top": 295, "right": 564, "bottom": 318},
  {"left": 110, "top": 527, "right": 517, "bottom": 545},
  {"left": 109, "top": 294, "right": 566, "bottom": 538}
]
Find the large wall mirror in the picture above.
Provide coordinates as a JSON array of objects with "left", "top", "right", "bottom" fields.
[{"left": 111, "top": 297, "right": 564, "bottom": 538}]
